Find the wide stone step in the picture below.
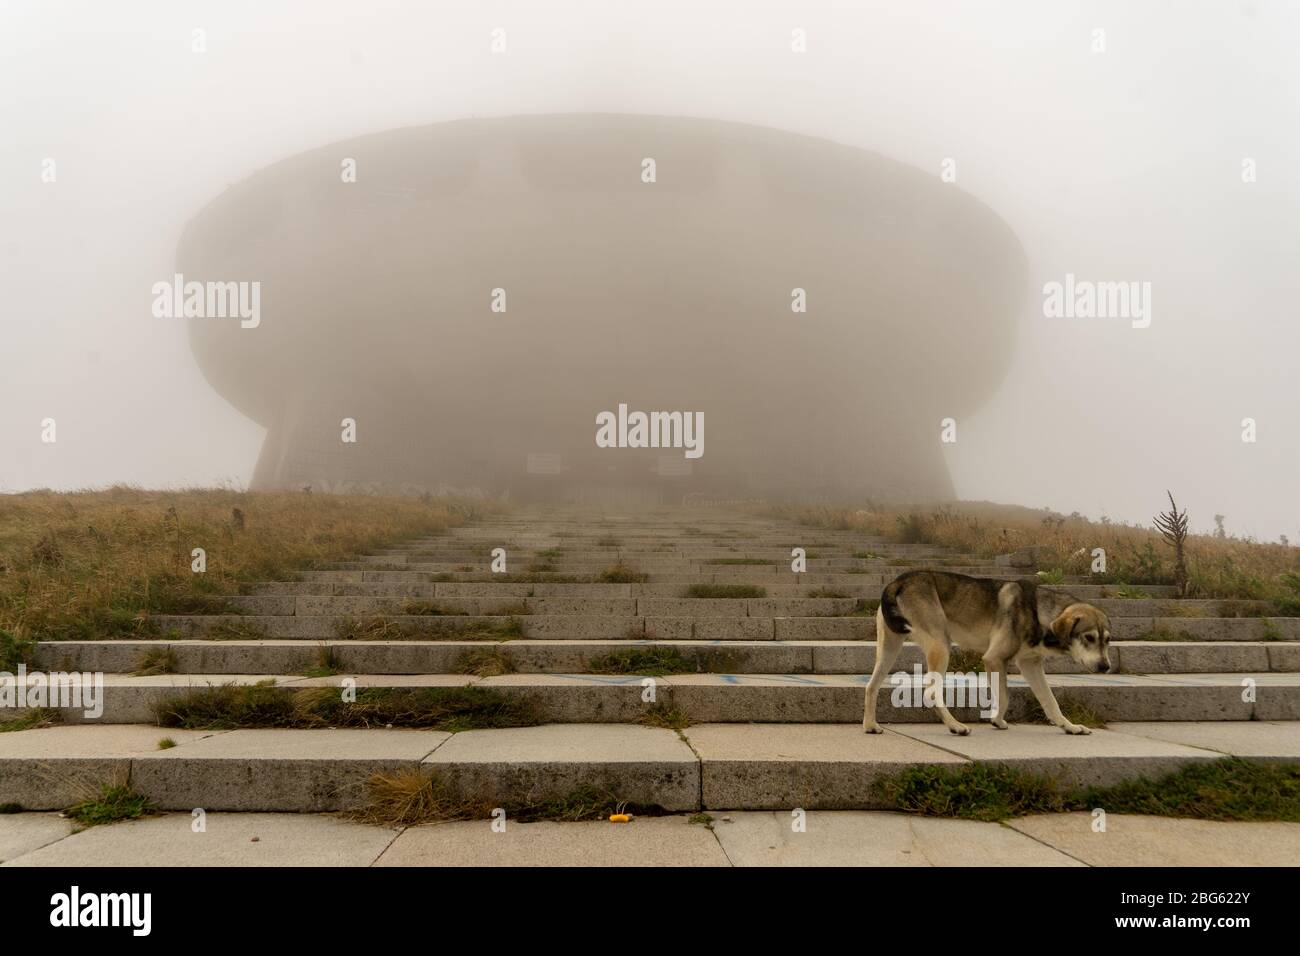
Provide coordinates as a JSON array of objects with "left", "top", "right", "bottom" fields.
[
  {"left": 34, "top": 639, "right": 1300, "bottom": 676},
  {"left": 293, "top": 569, "right": 1034, "bottom": 585},
  {"left": 12, "top": 671, "right": 1299, "bottom": 724},
  {"left": 2, "top": 720, "right": 1293, "bottom": 813},
  {"left": 139, "top": 613, "right": 1299, "bottom": 643},
  {"left": 243, "top": 579, "right": 1172, "bottom": 601}
]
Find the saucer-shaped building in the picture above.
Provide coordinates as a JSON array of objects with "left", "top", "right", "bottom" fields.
[{"left": 179, "top": 114, "right": 1027, "bottom": 504}]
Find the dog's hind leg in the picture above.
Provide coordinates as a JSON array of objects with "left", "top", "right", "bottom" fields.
[
  {"left": 921, "top": 639, "right": 971, "bottom": 736},
  {"left": 862, "top": 607, "right": 906, "bottom": 734},
  {"left": 1019, "top": 656, "right": 1090, "bottom": 735}
]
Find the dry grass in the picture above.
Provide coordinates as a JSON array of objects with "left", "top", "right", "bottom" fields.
[
  {"left": 763, "top": 501, "right": 1300, "bottom": 606},
  {"left": 133, "top": 646, "right": 177, "bottom": 676},
  {"left": 0, "top": 486, "right": 499, "bottom": 645},
  {"left": 348, "top": 771, "right": 647, "bottom": 827},
  {"left": 348, "top": 768, "right": 492, "bottom": 826}
]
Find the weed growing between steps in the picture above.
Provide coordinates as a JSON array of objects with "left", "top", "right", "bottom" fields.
[
  {"left": 584, "top": 646, "right": 742, "bottom": 676},
  {"left": 350, "top": 770, "right": 659, "bottom": 827},
  {"left": 133, "top": 646, "right": 177, "bottom": 676},
  {"left": 65, "top": 784, "right": 153, "bottom": 828},
  {"left": 153, "top": 683, "right": 541, "bottom": 731},
  {"left": 1076, "top": 758, "right": 1300, "bottom": 821},
  {"left": 876, "top": 763, "right": 1070, "bottom": 821},
  {"left": 301, "top": 645, "right": 342, "bottom": 677},
  {"left": 585, "top": 647, "right": 692, "bottom": 676},
  {"left": 335, "top": 615, "right": 524, "bottom": 641},
  {"left": 483, "top": 573, "right": 591, "bottom": 583},
  {"left": 875, "top": 758, "right": 1300, "bottom": 822},
  {"left": 206, "top": 618, "right": 269, "bottom": 640},
  {"left": 0, "top": 707, "right": 60, "bottom": 732},
  {"left": 705, "top": 558, "right": 776, "bottom": 566},
  {"left": 683, "top": 584, "right": 766, "bottom": 599},
  {"left": 1020, "top": 694, "right": 1108, "bottom": 729},
  {"left": 599, "top": 562, "right": 648, "bottom": 583},
  {"left": 401, "top": 601, "right": 468, "bottom": 616},
  {"left": 639, "top": 705, "right": 691, "bottom": 731},
  {"left": 0, "top": 488, "right": 497, "bottom": 646},
  {"left": 452, "top": 648, "right": 516, "bottom": 677}
]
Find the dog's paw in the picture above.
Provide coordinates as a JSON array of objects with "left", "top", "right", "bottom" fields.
[
  {"left": 1062, "top": 722, "right": 1092, "bottom": 735},
  {"left": 862, "top": 723, "right": 884, "bottom": 735},
  {"left": 990, "top": 718, "right": 1009, "bottom": 730},
  {"left": 948, "top": 724, "right": 971, "bottom": 736}
]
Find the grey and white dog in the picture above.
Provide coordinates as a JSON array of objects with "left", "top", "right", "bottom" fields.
[{"left": 861, "top": 570, "right": 1112, "bottom": 736}]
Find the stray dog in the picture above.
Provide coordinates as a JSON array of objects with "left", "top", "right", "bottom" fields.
[{"left": 861, "top": 570, "right": 1112, "bottom": 736}]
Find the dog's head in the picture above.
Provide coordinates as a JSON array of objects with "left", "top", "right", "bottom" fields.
[{"left": 1049, "top": 602, "right": 1113, "bottom": 673}]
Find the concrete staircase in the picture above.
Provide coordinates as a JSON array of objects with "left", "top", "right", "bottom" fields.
[{"left": 5, "top": 508, "right": 1298, "bottom": 814}]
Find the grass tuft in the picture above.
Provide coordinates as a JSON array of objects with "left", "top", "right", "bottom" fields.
[
  {"left": 598, "top": 562, "right": 648, "bottom": 584},
  {"left": 683, "top": 584, "right": 766, "bottom": 599},
  {"left": 1020, "top": 694, "right": 1108, "bottom": 728},
  {"left": 0, "top": 708, "right": 60, "bottom": 733},
  {"left": 133, "top": 645, "right": 177, "bottom": 676},
  {"left": 874, "top": 758, "right": 1300, "bottom": 823},
  {"left": 585, "top": 647, "right": 693, "bottom": 676},
  {"left": 153, "top": 683, "right": 541, "bottom": 732},
  {"left": 65, "top": 784, "right": 152, "bottom": 828},
  {"left": 452, "top": 648, "right": 515, "bottom": 677}
]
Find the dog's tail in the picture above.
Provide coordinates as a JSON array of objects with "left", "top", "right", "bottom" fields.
[{"left": 879, "top": 579, "right": 912, "bottom": 634}]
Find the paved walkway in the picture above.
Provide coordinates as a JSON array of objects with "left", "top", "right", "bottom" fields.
[{"left": 3, "top": 811, "right": 1296, "bottom": 866}]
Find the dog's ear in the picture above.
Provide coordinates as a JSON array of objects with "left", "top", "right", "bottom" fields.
[{"left": 1049, "top": 611, "right": 1080, "bottom": 646}]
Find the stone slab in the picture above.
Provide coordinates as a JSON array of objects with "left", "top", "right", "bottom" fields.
[
  {"left": 1107, "top": 721, "right": 1300, "bottom": 760},
  {"left": 2, "top": 812, "right": 398, "bottom": 867},
  {"left": 376, "top": 815, "right": 728, "bottom": 867},
  {"left": 1007, "top": 813, "right": 1300, "bottom": 866},
  {"left": 708, "top": 810, "right": 1081, "bottom": 866},
  {"left": 130, "top": 728, "right": 448, "bottom": 811},
  {"left": 886, "top": 723, "right": 1220, "bottom": 788},
  {"left": 424, "top": 724, "right": 699, "bottom": 812},
  {"left": 684, "top": 723, "right": 965, "bottom": 810}
]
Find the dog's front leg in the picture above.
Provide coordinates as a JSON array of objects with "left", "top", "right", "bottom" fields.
[
  {"left": 984, "top": 661, "right": 1010, "bottom": 729},
  {"left": 1018, "top": 658, "right": 1090, "bottom": 735}
]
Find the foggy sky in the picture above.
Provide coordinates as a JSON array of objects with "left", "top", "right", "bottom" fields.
[{"left": 2, "top": 0, "right": 1297, "bottom": 540}]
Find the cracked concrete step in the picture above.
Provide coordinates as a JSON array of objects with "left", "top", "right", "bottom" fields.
[
  {"left": 12, "top": 671, "right": 1300, "bottom": 724},
  {"left": 34, "top": 639, "right": 1300, "bottom": 676},
  {"left": 2, "top": 721, "right": 1293, "bottom": 814}
]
